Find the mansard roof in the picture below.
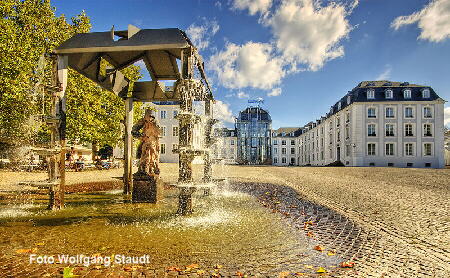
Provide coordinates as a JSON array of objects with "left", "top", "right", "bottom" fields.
[
  {"left": 214, "top": 128, "right": 236, "bottom": 137},
  {"left": 301, "top": 80, "right": 443, "bottom": 133},
  {"left": 327, "top": 80, "right": 441, "bottom": 117},
  {"left": 273, "top": 127, "right": 302, "bottom": 137},
  {"left": 350, "top": 80, "right": 440, "bottom": 103}
]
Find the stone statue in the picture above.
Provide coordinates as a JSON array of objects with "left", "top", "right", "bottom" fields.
[
  {"left": 132, "top": 109, "right": 160, "bottom": 177},
  {"left": 131, "top": 109, "right": 163, "bottom": 203}
]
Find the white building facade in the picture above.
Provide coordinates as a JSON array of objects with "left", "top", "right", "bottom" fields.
[
  {"left": 212, "top": 128, "right": 238, "bottom": 164},
  {"left": 297, "top": 81, "right": 446, "bottom": 168},
  {"left": 149, "top": 101, "right": 204, "bottom": 164},
  {"left": 272, "top": 128, "right": 302, "bottom": 166}
]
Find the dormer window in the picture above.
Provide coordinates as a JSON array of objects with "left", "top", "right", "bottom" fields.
[
  {"left": 403, "top": 89, "right": 411, "bottom": 99},
  {"left": 347, "top": 96, "right": 351, "bottom": 104},
  {"left": 422, "top": 89, "right": 430, "bottom": 98},
  {"left": 385, "top": 89, "right": 393, "bottom": 99},
  {"left": 367, "top": 89, "right": 375, "bottom": 99},
  {"left": 338, "top": 102, "right": 342, "bottom": 110}
]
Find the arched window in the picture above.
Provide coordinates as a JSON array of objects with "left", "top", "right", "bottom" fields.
[
  {"left": 385, "top": 89, "right": 393, "bottom": 99},
  {"left": 403, "top": 89, "right": 412, "bottom": 99}
]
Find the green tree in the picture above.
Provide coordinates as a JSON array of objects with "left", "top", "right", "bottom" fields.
[
  {"left": 0, "top": 0, "right": 90, "bottom": 145},
  {"left": 0, "top": 0, "right": 144, "bottom": 160},
  {"left": 65, "top": 64, "right": 144, "bottom": 155}
]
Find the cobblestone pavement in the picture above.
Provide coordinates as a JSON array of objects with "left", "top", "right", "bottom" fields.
[
  {"left": 1, "top": 165, "right": 449, "bottom": 277},
  {"left": 226, "top": 166, "right": 450, "bottom": 277}
]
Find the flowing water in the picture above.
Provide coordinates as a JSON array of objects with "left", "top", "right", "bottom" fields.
[{"left": 0, "top": 184, "right": 342, "bottom": 276}]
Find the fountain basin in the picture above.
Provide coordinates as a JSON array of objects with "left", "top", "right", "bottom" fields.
[{"left": 0, "top": 182, "right": 344, "bottom": 277}]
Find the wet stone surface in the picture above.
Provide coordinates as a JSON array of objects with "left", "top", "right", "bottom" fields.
[{"left": 0, "top": 185, "right": 347, "bottom": 277}]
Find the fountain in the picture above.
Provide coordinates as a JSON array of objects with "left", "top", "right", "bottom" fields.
[{"left": 28, "top": 25, "right": 219, "bottom": 214}]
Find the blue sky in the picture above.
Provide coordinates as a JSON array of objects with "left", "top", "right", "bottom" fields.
[{"left": 52, "top": 0, "right": 450, "bottom": 128}]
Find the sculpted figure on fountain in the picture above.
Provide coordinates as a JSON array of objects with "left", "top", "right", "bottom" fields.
[{"left": 132, "top": 109, "right": 161, "bottom": 178}]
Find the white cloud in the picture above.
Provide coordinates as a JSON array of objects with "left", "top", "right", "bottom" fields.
[
  {"left": 445, "top": 106, "right": 450, "bottom": 126},
  {"left": 208, "top": 42, "right": 285, "bottom": 90},
  {"left": 265, "top": 0, "right": 354, "bottom": 71},
  {"left": 215, "top": 1, "right": 222, "bottom": 9},
  {"left": 267, "top": 88, "right": 282, "bottom": 97},
  {"left": 232, "top": 0, "right": 273, "bottom": 15},
  {"left": 237, "top": 91, "right": 250, "bottom": 98},
  {"left": 210, "top": 0, "right": 356, "bottom": 92},
  {"left": 375, "top": 65, "right": 392, "bottom": 81},
  {"left": 213, "top": 100, "right": 235, "bottom": 123},
  {"left": 391, "top": 0, "right": 450, "bottom": 42},
  {"left": 186, "top": 19, "right": 220, "bottom": 50}
]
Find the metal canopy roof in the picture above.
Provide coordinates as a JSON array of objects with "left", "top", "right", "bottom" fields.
[
  {"left": 54, "top": 25, "right": 212, "bottom": 102},
  {"left": 55, "top": 28, "right": 189, "bottom": 55}
]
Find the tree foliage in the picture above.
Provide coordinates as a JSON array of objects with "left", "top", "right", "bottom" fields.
[
  {"left": 0, "top": 0, "right": 144, "bottom": 150},
  {"left": 66, "top": 65, "right": 143, "bottom": 148},
  {"left": 0, "top": 0, "right": 90, "bottom": 144}
]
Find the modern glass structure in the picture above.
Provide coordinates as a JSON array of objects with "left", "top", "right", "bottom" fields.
[{"left": 235, "top": 106, "right": 272, "bottom": 164}]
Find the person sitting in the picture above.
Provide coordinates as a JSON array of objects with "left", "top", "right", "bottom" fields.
[
  {"left": 95, "top": 156, "right": 103, "bottom": 170},
  {"left": 75, "top": 156, "right": 84, "bottom": 172},
  {"left": 67, "top": 147, "right": 76, "bottom": 170}
]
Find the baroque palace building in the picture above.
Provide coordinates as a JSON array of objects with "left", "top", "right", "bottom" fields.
[
  {"left": 212, "top": 128, "right": 238, "bottom": 164},
  {"left": 271, "top": 128, "right": 302, "bottom": 166},
  {"left": 293, "top": 81, "right": 446, "bottom": 168},
  {"left": 253, "top": 80, "right": 445, "bottom": 168},
  {"left": 122, "top": 80, "right": 445, "bottom": 168}
]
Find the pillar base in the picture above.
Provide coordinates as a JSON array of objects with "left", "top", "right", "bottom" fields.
[
  {"left": 48, "top": 181, "right": 64, "bottom": 210},
  {"left": 177, "top": 187, "right": 196, "bottom": 215},
  {"left": 48, "top": 190, "right": 63, "bottom": 210},
  {"left": 132, "top": 173, "right": 163, "bottom": 203}
]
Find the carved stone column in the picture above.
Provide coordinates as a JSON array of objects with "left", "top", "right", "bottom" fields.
[
  {"left": 48, "top": 55, "right": 67, "bottom": 210},
  {"left": 175, "top": 47, "right": 215, "bottom": 214},
  {"left": 176, "top": 79, "right": 196, "bottom": 214},
  {"left": 203, "top": 100, "right": 218, "bottom": 185}
]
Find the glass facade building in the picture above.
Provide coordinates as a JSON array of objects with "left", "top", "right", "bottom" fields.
[{"left": 236, "top": 107, "right": 272, "bottom": 164}]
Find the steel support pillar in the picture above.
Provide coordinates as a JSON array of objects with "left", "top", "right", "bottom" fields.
[{"left": 124, "top": 97, "right": 134, "bottom": 195}]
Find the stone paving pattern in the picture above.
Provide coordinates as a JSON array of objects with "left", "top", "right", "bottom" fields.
[
  {"left": 0, "top": 165, "right": 449, "bottom": 277},
  {"left": 226, "top": 166, "right": 450, "bottom": 277}
]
